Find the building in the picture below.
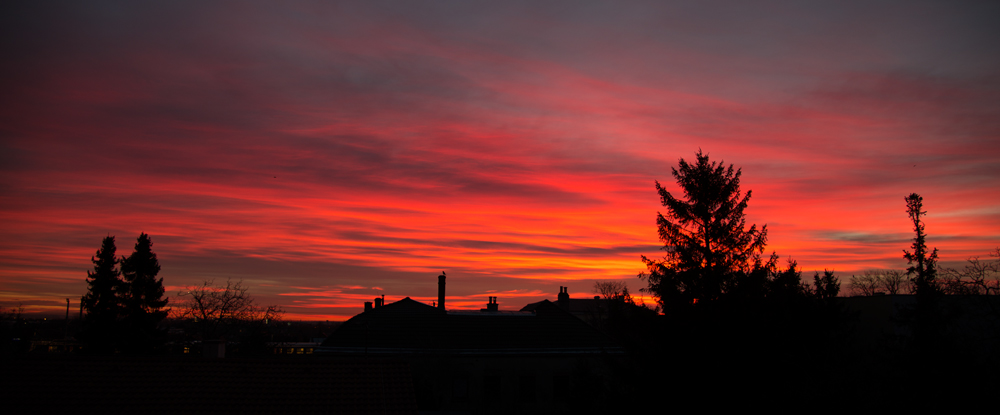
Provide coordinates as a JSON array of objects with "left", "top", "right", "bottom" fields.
[
  {"left": 521, "top": 285, "right": 610, "bottom": 323},
  {"left": 318, "top": 275, "right": 624, "bottom": 414}
]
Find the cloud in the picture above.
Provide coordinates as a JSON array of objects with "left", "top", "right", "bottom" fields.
[{"left": 2, "top": 1, "right": 999, "bottom": 318}]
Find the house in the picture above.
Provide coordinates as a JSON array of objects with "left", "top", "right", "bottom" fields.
[
  {"left": 521, "top": 286, "right": 610, "bottom": 323},
  {"left": 318, "top": 274, "right": 624, "bottom": 414}
]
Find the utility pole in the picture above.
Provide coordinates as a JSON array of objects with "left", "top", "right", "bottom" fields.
[{"left": 64, "top": 298, "right": 70, "bottom": 339}]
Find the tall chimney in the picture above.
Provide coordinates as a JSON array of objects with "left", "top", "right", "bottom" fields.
[
  {"left": 364, "top": 301, "right": 373, "bottom": 312},
  {"left": 557, "top": 286, "right": 569, "bottom": 305},
  {"left": 438, "top": 272, "right": 446, "bottom": 310}
]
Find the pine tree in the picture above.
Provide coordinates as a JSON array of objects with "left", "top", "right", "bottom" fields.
[
  {"left": 812, "top": 270, "right": 841, "bottom": 300},
  {"left": 636, "top": 152, "right": 849, "bottom": 398},
  {"left": 81, "top": 236, "right": 122, "bottom": 324},
  {"left": 767, "top": 259, "right": 807, "bottom": 300},
  {"left": 80, "top": 236, "right": 123, "bottom": 353},
  {"left": 640, "top": 150, "right": 773, "bottom": 309},
  {"left": 120, "top": 233, "right": 168, "bottom": 350}
]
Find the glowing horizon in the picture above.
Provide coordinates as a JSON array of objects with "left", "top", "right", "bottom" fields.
[{"left": 2, "top": 1, "right": 998, "bottom": 320}]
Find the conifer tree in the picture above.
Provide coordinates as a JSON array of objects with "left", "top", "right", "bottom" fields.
[
  {"left": 903, "top": 193, "right": 940, "bottom": 296},
  {"left": 80, "top": 236, "right": 123, "bottom": 353},
  {"left": 120, "top": 233, "right": 168, "bottom": 349},
  {"left": 903, "top": 193, "right": 946, "bottom": 351},
  {"left": 637, "top": 152, "right": 849, "bottom": 397},
  {"left": 640, "top": 150, "right": 772, "bottom": 308},
  {"left": 81, "top": 236, "right": 122, "bottom": 324},
  {"left": 812, "top": 270, "right": 840, "bottom": 300}
]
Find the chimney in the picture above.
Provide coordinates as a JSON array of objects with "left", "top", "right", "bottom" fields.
[
  {"left": 374, "top": 296, "right": 384, "bottom": 308},
  {"left": 364, "top": 301, "right": 373, "bottom": 312},
  {"left": 557, "top": 286, "right": 569, "bottom": 304},
  {"left": 438, "top": 272, "right": 446, "bottom": 310},
  {"left": 486, "top": 296, "right": 498, "bottom": 312}
]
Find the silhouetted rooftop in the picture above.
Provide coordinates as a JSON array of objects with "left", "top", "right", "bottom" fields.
[
  {"left": 319, "top": 297, "right": 621, "bottom": 355},
  {"left": 521, "top": 297, "right": 606, "bottom": 315}
]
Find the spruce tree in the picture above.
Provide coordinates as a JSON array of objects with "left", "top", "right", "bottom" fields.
[
  {"left": 80, "top": 236, "right": 123, "bottom": 353},
  {"left": 120, "top": 233, "right": 168, "bottom": 350},
  {"left": 81, "top": 236, "right": 122, "bottom": 324},
  {"left": 640, "top": 150, "right": 772, "bottom": 309},
  {"left": 637, "top": 151, "right": 848, "bottom": 397},
  {"left": 812, "top": 270, "right": 841, "bottom": 300}
]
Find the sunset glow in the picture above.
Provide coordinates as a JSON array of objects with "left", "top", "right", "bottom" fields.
[{"left": 2, "top": 1, "right": 998, "bottom": 320}]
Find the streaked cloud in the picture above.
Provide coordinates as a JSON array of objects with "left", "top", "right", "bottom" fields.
[{"left": 2, "top": 1, "right": 998, "bottom": 318}]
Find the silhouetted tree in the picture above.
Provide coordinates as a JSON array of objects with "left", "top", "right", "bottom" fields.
[
  {"left": 82, "top": 236, "right": 122, "bottom": 322},
  {"left": 594, "top": 280, "right": 634, "bottom": 304},
  {"left": 879, "top": 269, "right": 907, "bottom": 295},
  {"left": 120, "top": 233, "right": 168, "bottom": 351},
  {"left": 640, "top": 150, "right": 774, "bottom": 310},
  {"left": 590, "top": 281, "right": 658, "bottom": 361},
  {"left": 177, "top": 278, "right": 283, "bottom": 354},
  {"left": 812, "top": 270, "right": 840, "bottom": 300},
  {"left": 939, "top": 249, "right": 1000, "bottom": 355},
  {"left": 850, "top": 272, "right": 881, "bottom": 296},
  {"left": 767, "top": 258, "right": 808, "bottom": 300},
  {"left": 903, "top": 193, "right": 941, "bottom": 297},
  {"left": 850, "top": 269, "right": 909, "bottom": 296},
  {"left": 79, "top": 236, "right": 123, "bottom": 353},
  {"left": 631, "top": 152, "right": 855, "bottom": 404},
  {"left": 902, "top": 193, "right": 949, "bottom": 356},
  {"left": 941, "top": 248, "right": 1000, "bottom": 296}
]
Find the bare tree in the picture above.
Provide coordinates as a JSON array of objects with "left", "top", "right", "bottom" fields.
[
  {"left": 851, "top": 271, "right": 882, "bottom": 296},
  {"left": 939, "top": 249, "right": 1000, "bottom": 351},
  {"left": 941, "top": 248, "right": 1000, "bottom": 296},
  {"left": 880, "top": 270, "right": 908, "bottom": 295},
  {"left": 594, "top": 280, "right": 633, "bottom": 303},
  {"left": 175, "top": 279, "right": 283, "bottom": 341},
  {"left": 851, "top": 270, "right": 909, "bottom": 296},
  {"left": 1, "top": 304, "right": 24, "bottom": 321}
]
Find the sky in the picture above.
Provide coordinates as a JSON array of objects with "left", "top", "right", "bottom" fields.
[{"left": 2, "top": 1, "right": 999, "bottom": 320}]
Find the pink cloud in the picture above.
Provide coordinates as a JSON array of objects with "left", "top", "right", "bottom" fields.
[{"left": 2, "top": 1, "right": 998, "bottom": 318}]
